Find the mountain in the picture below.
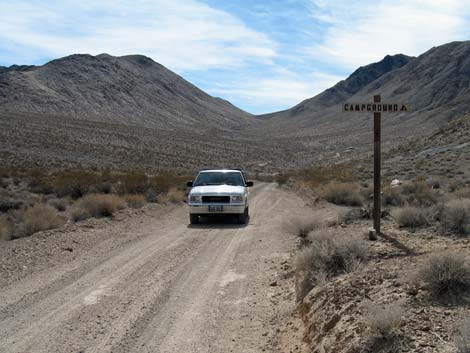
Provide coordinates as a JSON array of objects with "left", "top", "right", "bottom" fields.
[
  {"left": 259, "top": 54, "right": 413, "bottom": 120},
  {"left": 0, "top": 54, "right": 253, "bottom": 130},
  {"left": 262, "top": 41, "right": 470, "bottom": 130}
]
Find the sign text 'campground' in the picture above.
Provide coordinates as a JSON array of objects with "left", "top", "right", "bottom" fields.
[{"left": 343, "top": 103, "right": 410, "bottom": 113}]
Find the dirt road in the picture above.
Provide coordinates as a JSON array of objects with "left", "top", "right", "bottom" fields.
[{"left": 0, "top": 183, "right": 307, "bottom": 353}]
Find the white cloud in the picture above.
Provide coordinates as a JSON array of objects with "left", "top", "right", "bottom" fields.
[
  {"left": 0, "top": 0, "right": 277, "bottom": 72},
  {"left": 308, "top": 0, "right": 470, "bottom": 69}
]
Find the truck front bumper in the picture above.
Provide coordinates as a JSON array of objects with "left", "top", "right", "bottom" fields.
[{"left": 188, "top": 204, "right": 246, "bottom": 215}]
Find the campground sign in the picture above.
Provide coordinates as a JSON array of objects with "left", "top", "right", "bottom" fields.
[
  {"left": 343, "top": 102, "right": 410, "bottom": 113},
  {"left": 342, "top": 95, "right": 411, "bottom": 238}
]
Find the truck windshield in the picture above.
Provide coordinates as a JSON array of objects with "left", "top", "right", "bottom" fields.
[{"left": 193, "top": 172, "right": 245, "bottom": 187}]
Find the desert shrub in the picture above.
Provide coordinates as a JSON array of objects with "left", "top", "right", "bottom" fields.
[
  {"left": 72, "top": 194, "right": 126, "bottom": 220},
  {"left": 382, "top": 187, "right": 404, "bottom": 207},
  {"left": 151, "top": 172, "right": 192, "bottom": 193},
  {"left": 0, "top": 198, "right": 23, "bottom": 213},
  {"left": 0, "top": 219, "right": 13, "bottom": 241},
  {"left": 320, "top": 182, "right": 363, "bottom": 206},
  {"left": 144, "top": 188, "right": 158, "bottom": 202},
  {"left": 14, "top": 204, "right": 65, "bottom": 238},
  {"left": 296, "top": 231, "right": 367, "bottom": 300},
  {"left": 48, "top": 198, "right": 68, "bottom": 212},
  {"left": 338, "top": 208, "right": 369, "bottom": 224},
  {"left": 157, "top": 188, "right": 185, "bottom": 204},
  {"left": 125, "top": 194, "right": 146, "bottom": 208},
  {"left": 455, "top": 318, "right": 470, "bottom": 353},
  {"left": 365, "top": 301, "right": 405, "bottom": 338},
  {"left": 70, "top": 206, "right": 91, "bottom": 222},
  {"left": 118, "top": 171, "right": 149, "bottom": 194},
  {"left": 393, "top": 207, "right": 429, "bottom": 228},
  {"left": 274, "top": 174, "right": 289, "bottom": 186},
  {"left": 54, "top": 171, "right": 98, "bottom": 199},
  {"left": 402, "top": 181, "right": 438, "bottom": 206},
  {"left": 455, "top": 188, "right": 470, "bottom": 199},
  {"left": 297, "top": 166, "right": 355, "bottom": 188},
  {"left": 284, "top": 216, "right": 322, "bottom": 238},
  {"left": 441, "top": 199, "right": 470, "bottom": 235},
  {"left": 419, "top": 252, "right": 470, "bottom": 300}
]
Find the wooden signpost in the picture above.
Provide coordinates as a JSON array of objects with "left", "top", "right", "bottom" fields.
[{"left": 342, "top": 96, "right": 410, "bottom": 238}]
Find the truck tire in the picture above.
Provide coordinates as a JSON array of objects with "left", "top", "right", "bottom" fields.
[
  {"left": 190, "top": 214, "right": 199, "bottom": 225},
  {"left": 237, "top": 208, "right": 249, "bottom": 224}
]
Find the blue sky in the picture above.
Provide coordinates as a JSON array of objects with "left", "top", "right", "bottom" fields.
[{"left": 1, "top": 0, "right": 470, "bottom": 114}]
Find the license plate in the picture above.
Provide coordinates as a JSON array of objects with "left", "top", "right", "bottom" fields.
[{"left": 209, "top": 205, "right": 223, "bottom": 212}]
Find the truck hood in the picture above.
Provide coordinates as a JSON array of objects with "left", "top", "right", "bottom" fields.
[{"left": 190, "top": 185, "right": 245, "bottom": 196}]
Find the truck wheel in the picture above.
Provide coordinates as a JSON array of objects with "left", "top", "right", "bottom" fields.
[
  {"left": 237, "top": 208, "right": 248, "bottom": 224},
  {"left": 190, "top": 214, "right": 199, "bottom": 225}
]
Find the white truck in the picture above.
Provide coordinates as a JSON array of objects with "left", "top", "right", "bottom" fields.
[{"left": 186, "top": 169, "right": 253, "bottom": 225}]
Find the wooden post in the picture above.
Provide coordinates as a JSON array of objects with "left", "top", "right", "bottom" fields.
[{"left": 373, "top": 95, "right": 381, "bottom": 235}]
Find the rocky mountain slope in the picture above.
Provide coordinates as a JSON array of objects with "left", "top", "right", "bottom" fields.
[
  {"left": 262, "top": 41, "right": 470, "bottom": 132},
  {"left": 0, "top": 54, "right": 254, "bottom": 130},
  {"left": 259, "top": 53, "right": 413, "bottom": 121}
]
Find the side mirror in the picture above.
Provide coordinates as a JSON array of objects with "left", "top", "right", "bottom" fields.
[
  {"left": 186, "top": 181, "right": 193, "bottom": 187},
  {"left": 246, "top": 181, "right": 254, "bottom": 187}
]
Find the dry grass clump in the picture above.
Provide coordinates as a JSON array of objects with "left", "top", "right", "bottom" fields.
[
  {"left": 157, "top": 188, "right": 185, "bottom": 204},
  {"left": 382, "top": 187, "right": 404, "bottom": 207},
  {"left": 124, "top": 194, "right": 146, "bottom": 208},
  {"left": 455, "top": 188, "right": 470, "bottom": 199},
  {"left": 418, "top": 252, "right": 470, "bottom": 301},
  {"left": 71, "top": 194, "right": 126, "bottom": 221},
  {"left": 284, "top": 216, "right": 323, "bottom": 238},
  {"left": 54, "top": 170, "right": 99, "bottom": 199},
  {"left": 441, "top": 199, "right": 470, "bottom": 235},
  {"left": 48, "top": 198, "right": 68, "bottom": 212},
  {"left": 365, "top": 301, "right": 405, "bottom": 338},
  {"left": 393, "top": 207, "right": 429, "bottom": 229},
  {"left": 455, "top": 318, "right": 470, "bottom": 353},
  {"left": 402, "top": 181, "right": 438, "bottom": 207},
  {"left": 320, "top": 182, "right": 363, "bottom": 206},
  {"left": 296, "top": 231, "right": 367, "bottom": 301},
  {"left": 117, "top": 171, "right": 149, "bottom": 194},
  {"left": 14, "top": 204, "right": 66, "bottom": 238},
  {"left": 0, "top": 219, "right": 13, "bottom": 241},
  {"left": 274, "top": 174, "right": 289, "bottom": 186}
]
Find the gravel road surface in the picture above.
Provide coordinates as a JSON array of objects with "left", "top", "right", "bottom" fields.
[{"left": 0, "top": 183, "right": 306, "bottom": 353}]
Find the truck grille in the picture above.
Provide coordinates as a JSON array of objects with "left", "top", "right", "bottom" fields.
[{"left": 202, "top": 196, "right": 230, "bottom": 203}]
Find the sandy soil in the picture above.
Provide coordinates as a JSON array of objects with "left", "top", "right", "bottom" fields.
[{"left": 0, "top": 183, "right": 308, "bottom": 353}]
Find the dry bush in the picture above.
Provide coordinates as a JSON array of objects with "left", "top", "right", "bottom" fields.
[
  {"left": 297, "top": 166, "right": 354, "bottom": 188},
  {"left": 419, "top": 252, "right": 470, "bottom": 300},
  {"left": 402, "top": 181, "right": 438, "bottom": 207},
  {"left": 48, "top": 198, "right": 68, "bottom": 212},
  {"left": 144, "top": 188, "right": 158, "bottom": 203},
  {"left": 14, "top": 204, "right": 65, "bottom": 238},
  {"left": 274, "top": 174, "right": 289, "bottom": 186},
  {"left": 455, "top": 188, "right": 470, "bottom": 199},
  {"left": 382, "top": 187, "right": 404, "bottom": 207},
  {"left": 393, "top": 207, "right": 429, "bottom": 229},
  {"left": 0, "top": 198, "right": 23, "bottom": 213},
  {"left": 295, "top": 231, "right": 367, "bottom": 301},
  {"left": 157, "top": 188, "right": 185, "bottom": 204},
  {"left": 338, "top": 208, "right": 369, "bottom": 224},
  {"left": 125, "top": 194, "right": 146, "bottom": 208},
  {"left": 284, "top": 216, "right": 323, "bottom": 238},
  {"left": 118, "top": 171, "right": 149, "bottom": 194},
  {"left": 72, "top": 194, "right": 126, "bottom": 221},
  {"left": 0, "top": 219, "right": 13, "bottom": 241},
  {"left": 320, "top": 182, "right": 363, "bottom": 206},
  {"left": 365, "top": 301, "right": 405, "bottom": 338},
  {"left": 53, "top": 170, "right": 99, "bottom": 199},
  {"left": 455, "top": 318, "right": 470, "bottom": 353},
  {"left": 441, "top": 199, "right": 470, "bottom": 235}
]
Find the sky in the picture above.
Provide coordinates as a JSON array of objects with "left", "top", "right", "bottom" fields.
[{"left": 1, "top": 0, "right": 470, "bottom": 114}]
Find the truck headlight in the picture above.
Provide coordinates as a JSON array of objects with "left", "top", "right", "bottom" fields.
[
  {"left": 189, "top": 195, "right": 202, "bottom": 203},
  {"left": 231, "top": 195, "right": 244, "bottom": 203}
]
